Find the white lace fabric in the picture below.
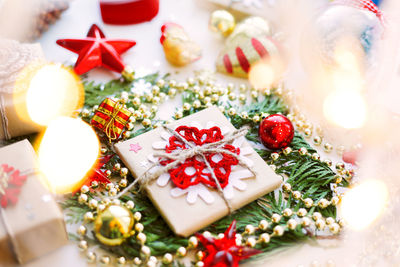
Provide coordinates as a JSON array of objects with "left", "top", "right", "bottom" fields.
[{"left": 0, "top": 39, "right": 44, "bottom": 94}]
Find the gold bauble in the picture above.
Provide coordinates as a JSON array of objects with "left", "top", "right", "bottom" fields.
[
  {"left": 94, "top": 205, "right": 135, "bottom": 246},
  {"left": 209, "top": 10, "right": 236, "bottom": 37},
  {"left": 161, "top": 24, "right": 202, "bottom": 66}
]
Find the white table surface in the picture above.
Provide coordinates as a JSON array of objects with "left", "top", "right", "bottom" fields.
[{"left": 16, "top": 0, "right": 377, "bottom": 266}]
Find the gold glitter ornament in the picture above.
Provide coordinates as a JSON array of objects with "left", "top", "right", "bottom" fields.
[
  {"left": 209, "top": 10, "right": 236, "bottom": 37},
  {"left": 161, "top": 23, "right": 202, "bottom": 66},
  {"left": 94, "top": 205, "right": 135, "bottom": 246}
]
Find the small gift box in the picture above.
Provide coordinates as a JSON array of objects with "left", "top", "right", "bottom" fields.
[
  {"left": 0, "top": 39, "right": 45, "bottom": 140},
  {"left": 99, "top": 0, "right": 159, "bottom": 25},
  {"left": 115, "top": 107, "right": 282, "bottom": 237},
  {"left": 91, "top": 98, "right": 132, "bottom": 141},
  {"left": 0, "top": 140, "right": 68, "bottom": 265}
]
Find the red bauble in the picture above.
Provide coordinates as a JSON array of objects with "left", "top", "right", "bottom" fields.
[
  {"left": 56, "top": 24, "right": 136, "bottom": 75},
  {"left": 259, "top": 114, "right": 294, "bottom": 150},
  {"left": 342, "top": 150, "right": 359, "bottom": 165}
]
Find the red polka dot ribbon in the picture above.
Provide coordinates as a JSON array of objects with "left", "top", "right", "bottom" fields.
[{"left": 333, "top": 0, "right": 387, "bottom": 28}]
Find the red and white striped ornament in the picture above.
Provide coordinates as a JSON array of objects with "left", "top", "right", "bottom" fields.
[{"left": 216, "top": 17, "right": 284, "bottom": 78}]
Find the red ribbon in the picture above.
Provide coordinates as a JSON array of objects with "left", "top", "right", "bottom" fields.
[{"left": 333, "top": 0, "right": 386, "bottom": 28}]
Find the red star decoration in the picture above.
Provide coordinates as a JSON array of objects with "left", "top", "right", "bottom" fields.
[
  {"left": 75, "top": 154, "right": 114, "bottom": 194},
  {"left": 196, "top": 220, "right": 261, "bottom": 267},
  {"left": 56, "top": 24, "right": 136, "bottom": 75}
]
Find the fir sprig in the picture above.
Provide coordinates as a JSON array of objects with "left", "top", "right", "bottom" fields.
[{"left": 61, "top": 73, "right": 346, "bottom": 263}]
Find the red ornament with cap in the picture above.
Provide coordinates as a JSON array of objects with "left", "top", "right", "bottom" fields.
[{"left": 259, "top": 114, "right": 294, "bottom": 150}]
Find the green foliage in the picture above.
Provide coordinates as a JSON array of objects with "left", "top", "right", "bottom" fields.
[{"left": 61, "top": 74, "right": 346, "bottom": 264}]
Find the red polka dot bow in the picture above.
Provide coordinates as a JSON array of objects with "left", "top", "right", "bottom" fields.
[{"left": 333, "top": 0, "right": 387, "bottom": 28}]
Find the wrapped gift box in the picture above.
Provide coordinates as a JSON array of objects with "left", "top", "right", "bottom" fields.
[
  {"left": 0, "top": 140, "right": 68, "bottom": 265},
  {"left": 100, "top": 0, "right": 159, "bottom": 25},
  {"left": 115, "top": 107, "right": 282, "bottom": 237},
  {"left": 91, "top": 98, "right": 132, "bottom": 141}
]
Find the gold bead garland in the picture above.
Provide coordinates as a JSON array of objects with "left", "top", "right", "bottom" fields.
[{"left": 75, "top": 72, "right": 352, "bottom": 265}]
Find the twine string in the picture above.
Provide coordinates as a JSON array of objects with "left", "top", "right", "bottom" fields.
[
  {"left": 116, "top": 125, "right": 256, "bottom": 214},
  {"left": 0, "top": 96, "right": 11, "bottom": 140},
  {"left": 104, "top": 100, "right": 124, "bottom": 142}
]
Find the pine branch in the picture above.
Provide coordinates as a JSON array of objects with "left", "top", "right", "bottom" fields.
[{"left": 60, "top": 74, "right": 348, "bottom": 262}]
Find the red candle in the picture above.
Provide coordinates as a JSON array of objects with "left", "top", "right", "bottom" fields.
[{"left": 99, "top": 0, "right": 159, "bottom": 25}]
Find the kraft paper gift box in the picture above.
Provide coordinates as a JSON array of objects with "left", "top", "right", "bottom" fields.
[
  {"left": 0, "top": 140, "right": 68, "bottom": 265},
  {"left": 115, "top": 107, "right": 282, "bottom": 237}
]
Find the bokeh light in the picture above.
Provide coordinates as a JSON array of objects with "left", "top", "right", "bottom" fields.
[
  {"left": 38, "top": 117, "right": 100, "bottom": 194},
  {"left": 248, "top": 60, "right": 275, "bottom": 90},
  {"left": 14, "top": 63, "right": 83, "bottom": 126},
  {"left": 26, "top": 64, "right": 83, "bottom": 125},
  {"left": 323, "top": 89, "right": 367, "bottom": 129},
  {"left": 340, "top": 179, "right": 388, "bottom": 230}
]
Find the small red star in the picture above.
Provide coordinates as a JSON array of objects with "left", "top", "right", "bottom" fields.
[
  {"left": 196, "top": 220, "right": 261, "bottom": 267},
  {"left": 56, "top": 24, "right": 136, "bottom": 75},
  {"left": 74, "top": 154, "right": 113, "bottom": 194},
  {"left": 129, "top": 143, "right": 142, "bottom": 153}
]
